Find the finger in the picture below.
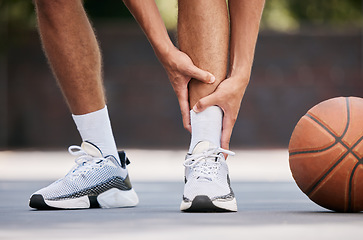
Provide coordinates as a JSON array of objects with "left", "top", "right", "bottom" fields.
[
  {"left": 192, "top": 91, "right": 219, "bottom": 113},
  {"left": 221, "top": 115, "right": 235, "bottom": 151},
  {"left": 187, "top": 64, "right": 215, "bottom": 84},
  {"left": 178, "top": 91, "right": 192, "bottom": 132}
]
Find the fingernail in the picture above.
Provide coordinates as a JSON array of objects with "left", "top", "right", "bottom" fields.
[
  {"left": 192, "top": 105, "right": 199, "bottom": 112},
  {"left": 210, "top": 75, "right": 215, "bottom": 83}
]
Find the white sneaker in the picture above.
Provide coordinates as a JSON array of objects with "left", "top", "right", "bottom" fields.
[
  {"left": 29, "top": 141, "right": 139, "bottom": 210},
  {"left": 180, "top": 141, "right": 237, "bottom": 212}
]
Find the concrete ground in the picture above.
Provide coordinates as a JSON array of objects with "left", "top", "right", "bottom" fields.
[{"left": 1, "top": 149, "right": 363, "bottom": 240}]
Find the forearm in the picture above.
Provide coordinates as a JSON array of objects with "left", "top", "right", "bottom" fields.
[
  {"left": 228, "top": 0, "right": 265, "bottom": 78},
  {"left": 123, "top": 0, "right": 174, "bottom": 60}
]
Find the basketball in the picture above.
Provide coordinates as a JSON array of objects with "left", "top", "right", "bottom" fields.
[{"left": 289, "top": 97, "right": 363, "bottom": 212}]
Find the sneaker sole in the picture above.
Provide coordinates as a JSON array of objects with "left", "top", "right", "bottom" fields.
[
  {"left": 29, "top": 188, "right": 139, "bottom": 210},
  {"left": 180, "top": 195, "right": 237, "bottom": 212}
]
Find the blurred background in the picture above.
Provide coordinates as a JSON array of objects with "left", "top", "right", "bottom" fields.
[{"left": 0, "top": 0, "right": 362, "bottom": 150}]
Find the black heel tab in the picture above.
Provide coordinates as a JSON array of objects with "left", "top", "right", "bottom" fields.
[{"left": 118, "top": 151, "right": 131, "bottom": 168}]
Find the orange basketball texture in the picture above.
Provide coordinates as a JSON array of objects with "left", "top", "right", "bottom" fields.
[{"left": 289, "top": 97, "right": 363, "bottom": 212}]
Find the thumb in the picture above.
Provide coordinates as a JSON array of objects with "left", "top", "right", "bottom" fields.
[
  {"left": 220, "top": 116, "right": 234, "bottom": 150},
  {"left": 220, "top": 115, "right": 235, "bottom": 159},
  {"left": 187, "top": 64, "right": 215, "bottom": 84},
  {"left": 177, "top": 88, "right": 192, "bottom": 132},
  {"left": 192, "top": 92, "right": 219, "bottom": 113},
  {"left": 180, "top": 101, "right": 192, "bottom": 133}
]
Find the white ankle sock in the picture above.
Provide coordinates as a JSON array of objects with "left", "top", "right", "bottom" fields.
[
  {"left": 72, "top": 105, "right": 120, "bottom": 162},
  {"left": 188, "top": 106, "right": 223, "bottom": 153}
]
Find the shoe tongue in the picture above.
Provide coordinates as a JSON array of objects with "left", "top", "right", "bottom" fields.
[
  {"left": 81, "top": 142, "right": 103, "bottom": 158},
  {"left": 192, "top": 141, "right": 214, "bottom": 154}
]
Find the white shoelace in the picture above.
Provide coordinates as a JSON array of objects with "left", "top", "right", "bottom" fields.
[
  {"left": 67, "top": 145, "right": 106, "bottom": 178},
  {"left": 184, "top": 147, "right": 235, "bottom": 180}
]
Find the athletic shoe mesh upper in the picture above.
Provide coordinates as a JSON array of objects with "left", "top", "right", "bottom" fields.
[
  {"left": 34, "top": 143, "right": 130, "bottom": 200},
  {"left": 183, "top": 142, "right": 235, "bottom": 202}
]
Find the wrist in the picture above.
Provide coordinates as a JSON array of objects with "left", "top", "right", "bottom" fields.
[
  {"left": 153, "top": 39, "right": 175, "bottom": 63},
  {"left": 229, "top": 63, "right": 252, "bottom": 79}
]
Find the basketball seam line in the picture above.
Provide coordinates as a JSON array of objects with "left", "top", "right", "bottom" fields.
[
  {"left": 305, "top": 98, "right": 350, "bottom": 197},
  {"left": 348, "top": 162, "right": 360, "bottom": 212},
  {"left": 289, "top": 141, "right": 336, "bottom": 156},
  {"left": 346, "top": 135, "right": 363, "bottom": 211},
  {"left": 289, "top": 99, "right": 350, "bottom": 156},
  {"left": 303, "top": 97, "right": 363, "bottom": 212}
]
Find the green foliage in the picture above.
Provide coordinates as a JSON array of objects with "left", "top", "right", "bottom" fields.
[
  {"left": 0, "top": 0, "right": 35, "bottom": 54},
  {"left": 289, "top": 0, "right": 362, "bottom": 24},
  {"left": 155, "top": 0, "right": 177, "bottom": 30},
  {"left": 0, "top": 0, "right": 362, "bottom": 33},
  {"left": 261, "top": 0, "right": 299, "bottom": 32},
  {"left": 0, "top": 0, "right": 36, "bottom": 30},
  {"left": 261, "top": 0, "right": 363, "bottom": 31}
]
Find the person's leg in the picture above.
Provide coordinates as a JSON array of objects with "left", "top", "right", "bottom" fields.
[
  {"left": 178, "top": 0, "right": 229, "bottom": 153},
  {"left": 34, "top": 0, "right": 119, "bottom": 159},
  {"left": 178, "top": 0, "right": 237, "bottom": 212},
  {"left": 35, "top": 0, "right": 104, "bottom": 114},
  {"left": 178, "top": 0, "right": 229, "bottom": 108},
  {"left": 29, "top": 0, "right": 138, "bottom": 210}
]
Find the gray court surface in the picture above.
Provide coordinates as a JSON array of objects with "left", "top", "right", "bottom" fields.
[{"left": 1, "top": 149, "right": 362, "bottom": 240}]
